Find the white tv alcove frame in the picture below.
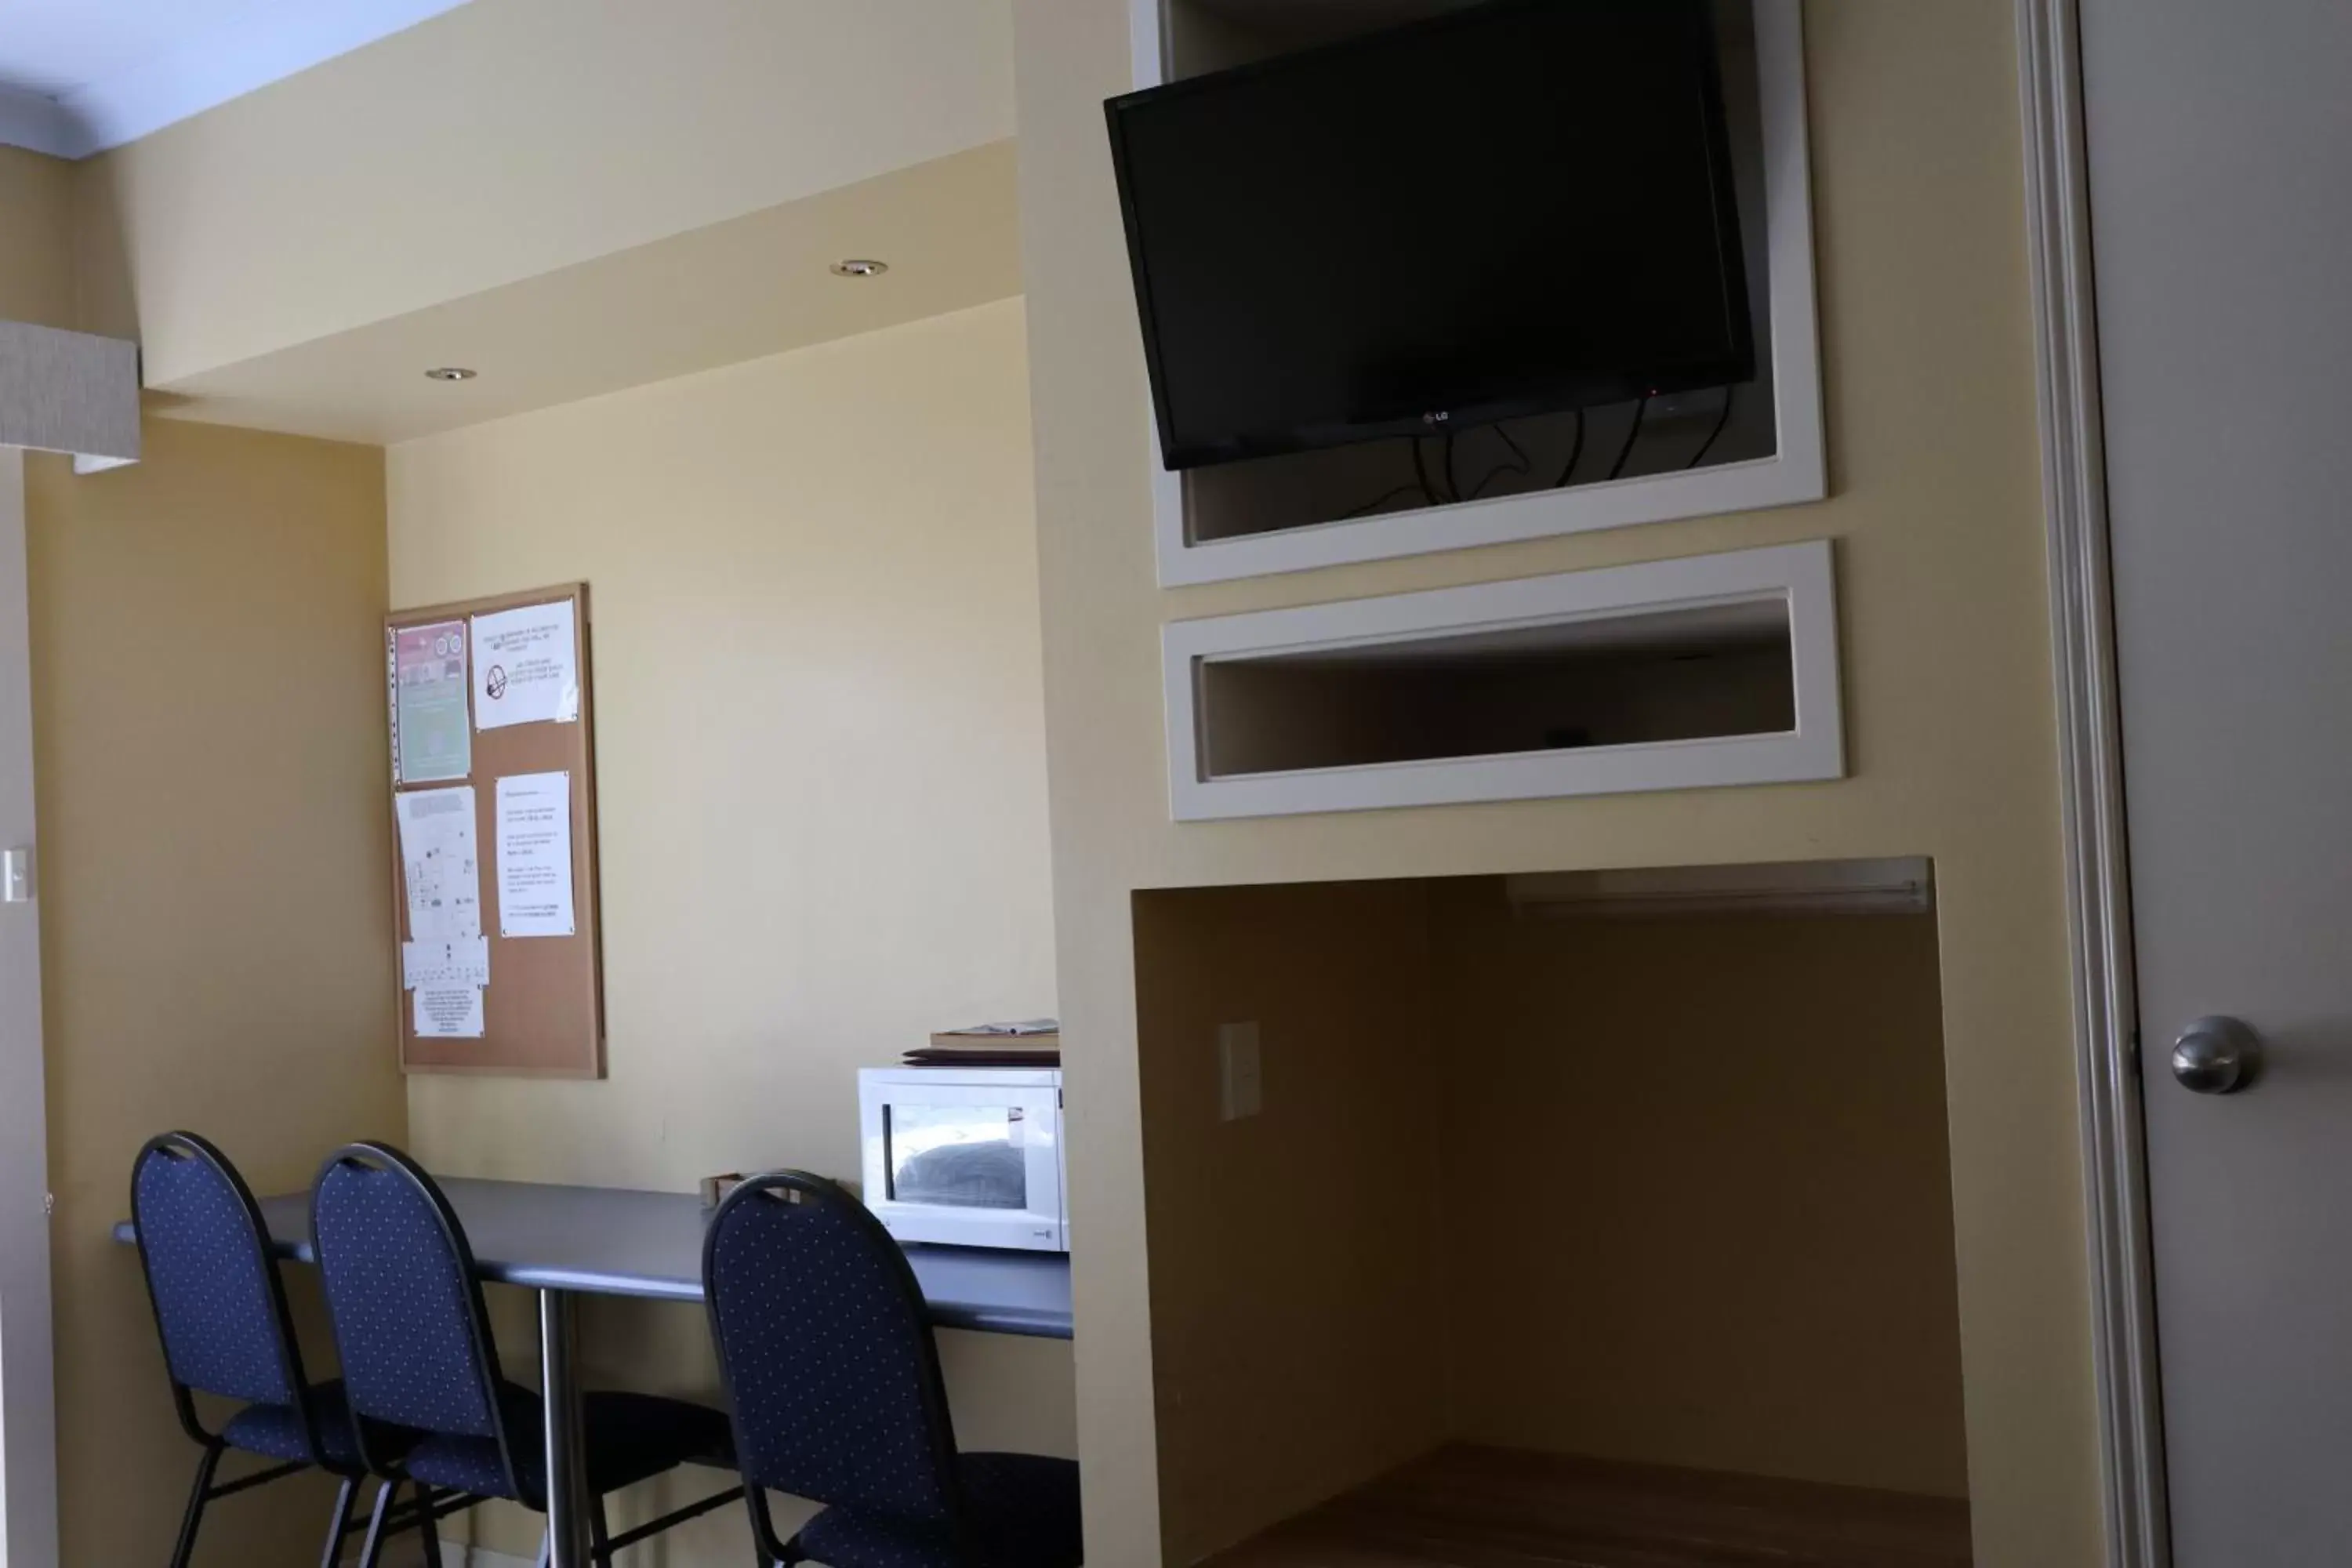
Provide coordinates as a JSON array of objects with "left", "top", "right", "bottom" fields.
[
  {"left": 1127, "top": 0, "right": 1824, "bottom": 587},
  {"left": 1162, "top": 539, "right": 1843, "bottom": 820}
]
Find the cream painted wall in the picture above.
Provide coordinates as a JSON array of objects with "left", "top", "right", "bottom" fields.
[
  {"left": 1134, "top": 881, "right": 1449, "bottom": 1562},
  {"left": 386, "top": 298, "right": 1073, "bottom": 1563},
  {"left": 1013, "top": 3, "right": 2097, "bottom": 1566},
  {"left": 0, "top": 148, "right": 74, "bottom": 330},
  {"left": 1434, "top": 892, "right": 1967, "bottom": 1501},
  {"left": 140, "top": 143, "right": 1025, "bottom": 448},
  {"left": 26, "top": 419, "right": 408, "bottom": 1566},
  {"left": 1135, "top": 881, "right": 1967, "bottom": 1564},
  {"left": 74, "top": 0, "right": 1016, "bottom": 388}
]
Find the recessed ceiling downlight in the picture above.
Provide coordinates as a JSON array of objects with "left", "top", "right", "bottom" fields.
[
  {"left": 830, "top": 259, "right": 889, "bottom": 278},
  {"left": 423, "top": 366, "right": 477, "bottom": 382}
]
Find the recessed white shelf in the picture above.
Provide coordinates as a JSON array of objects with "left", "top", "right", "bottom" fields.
[
  {"left": 1130, "top": 0, "right": 1823, "bottom": 586},
  {"left": 1162, "top": 540, "right": 1843, "bottom": 819}
]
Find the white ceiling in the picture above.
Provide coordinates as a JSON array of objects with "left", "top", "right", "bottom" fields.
[{"left": 0, "top": 0, "right": 474, "bottom": 158}]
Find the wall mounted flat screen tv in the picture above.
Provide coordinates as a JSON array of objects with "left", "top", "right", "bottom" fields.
[{"left": 1106, "top": 0, "right": 1754, "bottom": 472}]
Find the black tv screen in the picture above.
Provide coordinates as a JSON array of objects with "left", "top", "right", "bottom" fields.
[{"left": 1106, "top": 0, "right": 1753, "bottom": 472}]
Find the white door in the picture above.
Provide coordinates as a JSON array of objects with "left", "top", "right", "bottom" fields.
[
  {"left": 2082, "top": 0, "right": 2352, "bottom": 1560},
  {"left": 0, "top": 448, "right": 55, "bottom": 1567}
]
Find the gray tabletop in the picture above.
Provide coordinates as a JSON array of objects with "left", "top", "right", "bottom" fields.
[{"left": 114, "top": 1175, "right": 1073, "bottom": 1341}]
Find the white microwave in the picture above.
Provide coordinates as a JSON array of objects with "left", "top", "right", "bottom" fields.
[{"left": 858, "top": 1066, "right": 1067, "bottom": 1252}]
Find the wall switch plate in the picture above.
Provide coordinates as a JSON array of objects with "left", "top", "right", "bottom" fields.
[
  {"left": 2, "top": 846, "right": 32, "bottom": 904},
  {"left": 1218, "top": 1022, "right": 1262, "bottom": 1121}
]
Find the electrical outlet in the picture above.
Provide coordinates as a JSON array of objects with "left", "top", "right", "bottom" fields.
[{"left": 1218, "top": 1022, "right": 1262, "bottom": 1121}]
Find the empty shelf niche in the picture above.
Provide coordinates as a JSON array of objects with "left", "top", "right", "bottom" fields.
[{"left": 1162, "top": 540, "right": 1843, "bottom": 819}]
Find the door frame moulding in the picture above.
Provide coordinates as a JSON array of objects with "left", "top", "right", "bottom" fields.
[
  {"left": 2016, "top": 2, "right": 2166, "bottom": 1563},
  {"left": 0, "top": 446, "right": 58, "bottom": 1568}
]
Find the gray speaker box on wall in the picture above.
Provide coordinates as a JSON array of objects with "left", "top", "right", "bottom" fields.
[{"left": 0, "top": 320, "right": 140, "bottom": 470}]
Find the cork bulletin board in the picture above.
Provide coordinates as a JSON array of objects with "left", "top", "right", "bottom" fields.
[{"left": 385, "top": 582, "right": 604, "bottom": 1077}]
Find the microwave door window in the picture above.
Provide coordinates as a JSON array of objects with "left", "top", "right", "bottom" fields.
[{"left": 887, "top": 1104, "right": 1029, "bottom": 1210}]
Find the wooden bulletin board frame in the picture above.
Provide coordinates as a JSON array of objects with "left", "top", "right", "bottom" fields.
[{"left": 386, "top": 583, "right": 604, "bottom": 1077}]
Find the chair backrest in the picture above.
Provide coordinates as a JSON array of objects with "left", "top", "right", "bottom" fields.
[
  {"left": 310, "top": 1142, "right": 515, "bottom": 1482},
  {"left": 704, "top": 1171, "right": 964, "bottom": 1527},
  {"left": 129, "top": 1132, "right": 315, "bottom": 1452}
]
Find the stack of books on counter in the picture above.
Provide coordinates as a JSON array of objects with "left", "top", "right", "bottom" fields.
[{"left": 905, "top": 1018, "right": 1060, "bottom": 1068}]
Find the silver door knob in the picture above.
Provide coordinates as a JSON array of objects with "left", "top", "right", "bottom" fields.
[{"left": 2171, "top": 1015, "right": 2261, "bottom": 1094}]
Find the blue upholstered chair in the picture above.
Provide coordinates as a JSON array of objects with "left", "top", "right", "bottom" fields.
[
  {"left": 309, "top": 1142, "right": 738, "bottom": 1566},
  {"left": 702, "top": 1171, "right": 1083, "bottom": 1568},
  {"left": 129, "top": 1131, "right": 437, "bottom": 1568}
]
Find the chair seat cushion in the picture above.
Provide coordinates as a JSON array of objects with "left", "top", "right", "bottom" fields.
[
  {"left": 796, "top": 1452, "right": 1082, "bottom": 1568},
  {"left": 402, "top": 1384, "right": 730, "bottom": 1511},
  {"left": 223, "top": 1380, "right": 412, "bottom": 1475}
]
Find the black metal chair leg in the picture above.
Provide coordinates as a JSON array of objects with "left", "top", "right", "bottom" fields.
[
  {"left": 169, "top": 1443, "right": 223, "bottom": 1568},
  {"left": 318, "top": 1475, "right": 358, "bottom": 1568},
  {"left": 418, "top": 1491, "right": 445, "bottom": 1568},
  {"left": 590, "top": 1494, "right": 612, "bottom": 1567},
  {"left": 744, "top": 1486, "right": 797, "bottom": 1567},
  {"left": 356, "top": 1478, "right": 403, "bottom": 1568}
]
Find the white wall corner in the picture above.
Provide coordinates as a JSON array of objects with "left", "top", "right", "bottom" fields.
[
  {"left": 42, "top": 0, "right": 477, "bottom": 158},
  {"left": 0, "top": 84, "right": 74, "bottom": 160}
]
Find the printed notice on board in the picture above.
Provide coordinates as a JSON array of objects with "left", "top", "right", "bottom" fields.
[
  {"left": 402, "top": 935, "right": 490, "bottom": 990},
  {"left": 471, "top": 601, "right": 579, "bottom": 730},
  {"left": 414, "top": 985, "right": 485, "bottom": 1039},
  {"left": 391, "top": 621, "right": 470, "bottom": 783},
  {"left": 495, "top": 771, "right": 575, "bottom": 938},
  {"left": 395, "top": 786, "right": 481, "bottom": 942}
]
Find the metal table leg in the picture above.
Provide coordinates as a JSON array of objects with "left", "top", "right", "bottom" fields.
[{"left": 538, "top": 1288, "right": 591, "bottom": 1568}]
